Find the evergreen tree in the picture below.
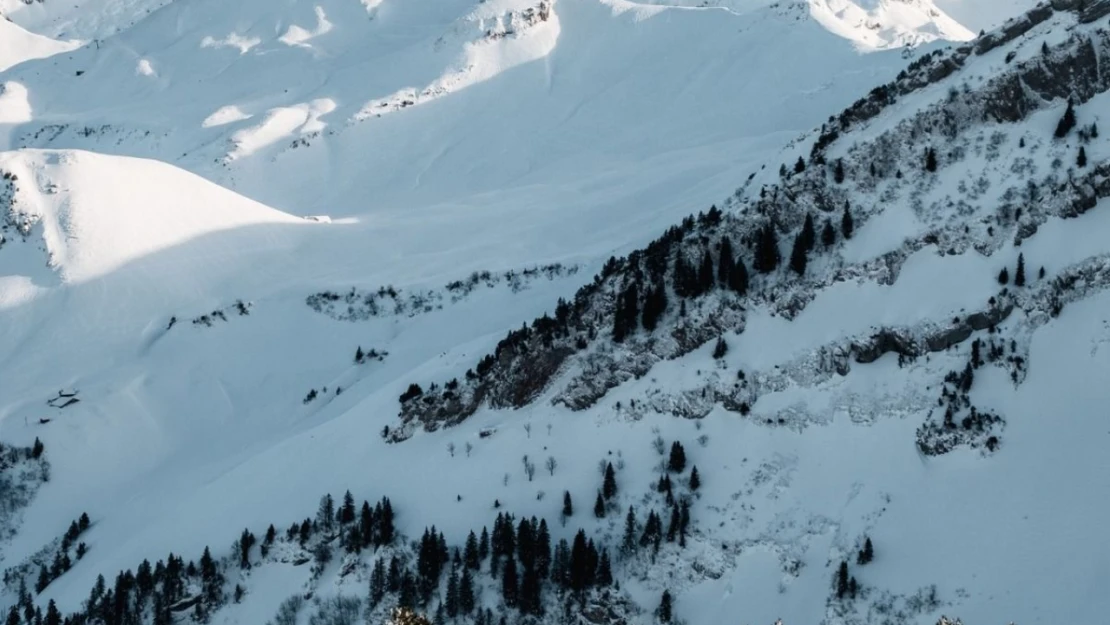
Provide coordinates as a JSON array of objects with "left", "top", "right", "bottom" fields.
[
  {"left": 698, "top": 248, "right": 715, "bottom": 294},
  {"left": 849, "top": 576, "right": 858, "bottom": 599},
  {"left": 801, "top": 213, "right": 816, "bottom": 252},
  {"left": 858, "top": 537, "right": 874, "bottom": 565},
  {"left": 317, "top": 494, "right": 335, "bottom": 534},
  {"left": 568, "top": 531, "right": 592, "bottom": 592},
  {"left": 621, "top": 507, "right": 638, "bottom": 556},
  {"left": 822, "top": 218, "right": 836, "bottom": 248},
  {"left": 603, "top": 463, "right": 618, "bottom": 500},
  {"left": 794, "top": 156, "right": 806, "bottom": 174},
  {"left": 536, "top": 519, "right": 552, "bottom": 579},
  {"left": 340, "top": 491, "right": 356, "bottom": 525},
  {"left": 35, "top": 566, "right": 49, "bottom": 594},
  {"left": 369, "top": 558, "right": 387, "bottom": 606},
  {"left": 379, "top": 498, "right": 395, "bottom": 545},
  {"left": 359, "top": 502, "right": 374, "bottom": 549},
  {"left": 834, "top": 159, "right": 845, "bottom": 184},
  {"left": 465, "top": 531, "right": 480, "bottom": 570},
  {"left": 836, "top": 560, "right": 850, "bottom": 599},
  {"left": 667, "top": 505, "right": 680, "bottom": 542},
  {"left": 501, "top": 557, "right": 518, "bottom": 608},
  {"left": 789, "top": 232, "right": 808, "bottom": 276},
  {"left": 718, "top": 238, "right": 735, "bottom": 286},
  {"left": 479, "top": 527, "right": 490, "bottom": 562},
  {"left": 612, "top": 281, "right": 639, "bottom": 343},
  {"left": 31, "top": 438, "right": 43, "bottom": 459},
  {"left": 1078, "top": 146, "right": 1088, "bottom": 167},
  {"left": 6, "top": 606, "right": 19, "bottom": 625},
  {"left": 668, "top": 442, "right": 687, "bottom": 473},
  {"left": 925, "top": 147, "right": 938, "bottom": 172},
  {"left": 43, "top": 603, "right": 59, "bottom": 625},
  {"left": 712, "top": 337, "right": 728, "bottom": 359},
  {"left": 355, "top": 346, "right": 364, "bottom": 363},
  {"left": 730, "top": 254, "right": 749, "bottom": 295},
  {"left": 841, "top": 203, "right": 854, "bottom": 239},
  {"left": 459, "top": 567, "right": 475, "bottom": 615},
  {"left": 594, "top": 492, "right": 606, "bottom": 518},
  {"left": 753, "top": 225, "right": 780, "bottom": 274},
  {"left": 641, "top": 282, "right": 667, "bottom": 332},
  {"left": 562, "top": 491, "right": 573, "bottom": 524},
  {"left": 998, "top": 267, "right": 1010, "bottom": 285},
  {"left": 1055, "top": 99, "right": 1077, "bottom": 138},
  {"left": 689, "top": 466, "right": 701, "bottom": 491},
  {"left": 596, "top": 550, "right": 613, "bottom": 586},
  {"left": 1015, "top": 253, "right": 1026, "bottom": 287},
  {"left": 445, "top": 566, "right": 459, "bottom": 618},
  {"left": 519, "top": 566, "right": 542, "bottom": 616},
  {"left": 657, "top": 590, "right": 673, "bottom": 623}
]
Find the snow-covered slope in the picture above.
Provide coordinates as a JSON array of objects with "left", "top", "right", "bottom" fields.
[
  {"left": 0, "top": 20, "right": 79, "bottom": 73},
  {"left": 2, "top": 1, "right": 1107, "bottom": 625}
]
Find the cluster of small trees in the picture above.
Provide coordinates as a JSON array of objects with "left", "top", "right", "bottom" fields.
[
  {"left": 997, "top": 253, "right": 1028, "bottom": 287},
  {"left": 33, "top": 513, "right": 91, "bottom": 594}
]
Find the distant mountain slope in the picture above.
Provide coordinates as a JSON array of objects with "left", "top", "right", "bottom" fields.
[{"left": 4, "top": 2, "right": 1109, "bottom": 625}]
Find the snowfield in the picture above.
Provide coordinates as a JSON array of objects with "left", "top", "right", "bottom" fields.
[{"left": 1, "top": 0, "right": 1105, "bottom": 624}]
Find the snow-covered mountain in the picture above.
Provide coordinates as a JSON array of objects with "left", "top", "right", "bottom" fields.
[{"left": 1, "top": 1, "right": 1102, "bottom": 625}]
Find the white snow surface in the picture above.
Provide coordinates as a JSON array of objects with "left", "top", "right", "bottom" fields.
[{"left": 0, "top": 1, "right": 1106, "bottom": 625}]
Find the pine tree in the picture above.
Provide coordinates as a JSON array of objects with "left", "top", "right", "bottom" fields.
[
  {"left": 459, "top": 567, "right": 475, "bottom": 614},
  {"left": 789, "top": 232, "right": 808, "bottom": 276},
  {"left": 667, "top": 505, "right": 680, "bottom": 542},
  {"left": 641, "top": 282, "right": 667, "bottom": 332},
  {"left": 1055, "top": 99, "right": 1077, "bottom": 138},
  {"left": 668, "top": 442, "right": 686, "bottom": 473},
  {"left": 359, "top": 502, "right": 374, "bottom": 549},
  {"left": 445, "top": 566, "right": 459, "bottom": 618},
  {"left": 370, "top": 558, "right": 387, "bottom": 606},
  {"left": 621, "top": 506, "right": 638, "bottom": 556},
  {"left": 822, "top": 218, "right": 836, "bottom": 247},
  {"left": 712, "top": 337, "right": 728, "bottom": 359},
  {"left": 317, "top": 494, "right": 335, "bottom": 533},
  {"left": 657, "top": 590, "right": 673, "bottom": 623},
  {"left": 730, "top": 254, "right": 749, "bottom": 295},
  {"left": 501, "top": 557, "right": 519, "bottom": 608},
  {"left": 834, "top": 159, "right": 845, "bottom": 184},
  {"left": 596, "top": 550, "right": 613, "bottom": 586},
  {"left": 379, "top": 498, "right": 395, "bottom": 545},
  {"left": 43, "top": 602, "right": 59, "bottom": 625},
  {"left": 603, "top": 463, "right": 618, "bottom": 500},
  {"left": 801, "top": 213, "right": 816, "bottom": 252},
  {"left": 718, "top": 238, "right": 735, "bottom": 286},
  {"left": 612, "top": 281, "right": 639, "bottom": 343},
  {"left": 698, "top": 248, "right": 715, "bottom": 294},
  {"left": 31, "top": 438, "right": 43, "bottom": 459},
  {"left": 594, "top": 492, "right": 606, "bottom": 518},
  {"left": 1078, "top": 146, "right": 1088, "bottom": 167},
  {"left": 464, "top": 531, "right": 480, "bottom": 570},
  {"left": 794, "top": 156, "right": 806, "bottom": 174},
  {"left": 925, "top": 147, "right": 938, "bottom": 172},
  {"left": 35, "top": 565, "right": 49, "bottom": 594},
  {"left": 562, "top": 491, "right": 573, "bottom": 524},
  {"left": 841, "top": 203, "right": 854, "bottom": 239},
  {"left": 340, "top": 491, "right": 356, "bottom": 525},
  {"left": 998, "top": 266, "right": 1010, "bottom": 285},
  {"left": 689, "top": 466, "right": 701, "bottom": 491},
  {"left": 858, "top": 537, "right": 874, "bottom": 565},
  {"left": 1015, "top": 253, "right": 1026, "bottom": 287},
  {"left": 836, "top": 560, "right": 850, "bottom": 599},
  {"left": 355, "top": 346, "right": 364, "bottom": 363},
  {"left": 6, "top": 606, "right": 19, "bottom": 625},
  {"left": 753, "top": 225, "right": 780, "bottom": 274}
]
